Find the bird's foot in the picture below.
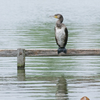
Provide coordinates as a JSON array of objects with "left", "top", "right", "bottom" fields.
[{"left": 58, "top": 48, "right": 67, "bottom": 54}]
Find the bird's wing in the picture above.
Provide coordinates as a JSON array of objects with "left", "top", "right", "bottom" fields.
[
  {"left": 54, "top": 27, "right": 60, "bottom": 47},
  {"left": 64, "top": 27, "right": 68, "bottom": 47}
]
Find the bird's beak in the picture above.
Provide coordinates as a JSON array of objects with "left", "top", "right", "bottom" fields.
[
  {"left": 54, "top": 15, "right": 58, "bottom": 18},
  {"left": 49, "top": 15, "right": 58, "bottom": 18}
]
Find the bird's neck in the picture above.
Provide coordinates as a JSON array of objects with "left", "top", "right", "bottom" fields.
[{"left": 56, "top": 17, "right": 63, "bottom": 28}]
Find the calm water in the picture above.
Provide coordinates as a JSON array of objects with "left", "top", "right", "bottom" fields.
[{"left": 0, "top": 0, "right": 100, "bottom": 100}]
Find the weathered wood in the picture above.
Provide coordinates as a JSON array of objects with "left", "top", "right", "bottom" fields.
[
  {"left": 25, "top": 49, "right": 58, "bottom": 56},
  {"left": 0, "top": 50, "right": 17, "bottom": 57},
  {"left": 25, "top": 49, "right": 100, "bottom": 56},
  {"left": 0, "top": 49, "right": 100, "bottom": 57},
  {"left": 17, "top": 48, "right": 25, "bottom": 70}
]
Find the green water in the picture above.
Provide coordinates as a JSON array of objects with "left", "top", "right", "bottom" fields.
[{"left": 0, "top": 0, "right": 100, "bottom": 100}]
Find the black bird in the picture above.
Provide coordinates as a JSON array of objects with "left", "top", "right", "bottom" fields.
[{"left": 53, "top": 14, "right": 68, "bottom": 54}]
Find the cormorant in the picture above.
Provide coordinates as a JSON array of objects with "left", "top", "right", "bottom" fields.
[{"left": 53, "top": 14, "right": 68, "bottom": 54}]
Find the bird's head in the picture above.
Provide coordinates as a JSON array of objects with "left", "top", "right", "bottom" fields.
[{"left": 54, "top": 14, "right": 63, "bottom": 19}]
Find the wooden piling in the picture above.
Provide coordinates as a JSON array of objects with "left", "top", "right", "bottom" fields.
[
  {"left": 0, "top": 48, "right": 99, "bottom": 69},
  {"left": 17, "top": 48, "right": 25, "bottom": 70}
]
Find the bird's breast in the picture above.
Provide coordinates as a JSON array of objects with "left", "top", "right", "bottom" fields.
[{"left": 55, "top": 27, "right": 65, "bottom": 47}]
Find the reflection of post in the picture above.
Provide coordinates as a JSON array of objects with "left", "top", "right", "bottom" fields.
[
  {"left": 17, "top": 69, "right": 25, "bottom": 81},
  {"left": 56, "top": 75, "right": 68, "bottom": 100}
]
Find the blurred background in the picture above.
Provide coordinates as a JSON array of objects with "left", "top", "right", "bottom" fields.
[{"left": 0, "top": 0, "right": 100, "bottom": 100}]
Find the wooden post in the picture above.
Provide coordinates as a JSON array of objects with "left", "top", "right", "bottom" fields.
[{"left": 17, "top": 48, "right": 25, "bottom": 70}]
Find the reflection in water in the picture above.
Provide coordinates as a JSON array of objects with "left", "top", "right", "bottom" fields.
[
  {"left": 56, "top": 75, "right": 68, "bottom": 100},
  {"left": 17, "top": 69, "right": 25, "bottom": 81}
]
